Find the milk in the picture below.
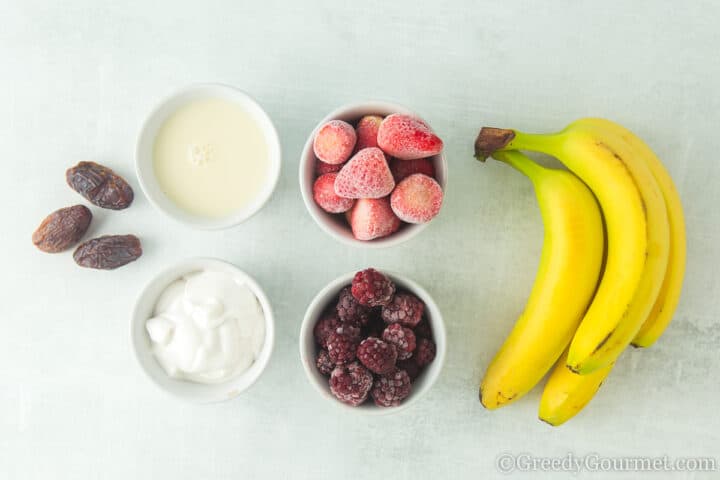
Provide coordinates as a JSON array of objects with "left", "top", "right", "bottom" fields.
[{"left": 152, "top": 97, "right": 270, "bottom": 218}]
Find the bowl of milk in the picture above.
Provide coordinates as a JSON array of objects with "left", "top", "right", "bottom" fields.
[{"left": 136, "top": 84, "right": 281, "bottom": 229}]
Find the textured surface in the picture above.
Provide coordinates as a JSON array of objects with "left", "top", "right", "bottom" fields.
[{"left": 1, "top": 1, "right": 719, "bottom": 479}]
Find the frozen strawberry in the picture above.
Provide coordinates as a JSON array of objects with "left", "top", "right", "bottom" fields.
[
  {"left": 334, "top": 147, "right": 395, "bottom": 199},
  {"left": 354, "top": 115, "right": 383, "bottom": 151},
  {"left": 389, "top": 157, "right": 436, "bottom": 182},
  {"left": 315, "top": 160, "right": 343, "bottom": 176},
  {"left": 377, "top": 114, "right": 443, "bottom": 160},
  {"left": 313, "top": 120, "right": 357, "bottom": 165},
  {"left": 313, "top": 173, "right": 355, "bottom": 213},
  {"left": 390, "top": 174, "right": 443, "bottom": 224},
  {"left": 348, "top": 197, "right": 401, "bottom": 241}
]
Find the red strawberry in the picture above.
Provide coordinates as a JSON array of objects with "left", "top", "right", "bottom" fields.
[
  {"left": 377, "top": 114, "right": 443, "bottom": 160},
  {"left": 334, "top": 147, "right": 395, "bottom": 199},
  {"left": 354, "top": 115, "right": 383, "bottom": 152},
  {"left": 389, "top": 157, "right": 436, "bottom": 182},
  {"left": 390, "top": 173, "right": 443, "bottom": 224},
  {"left": 313, "top": 120, "right": 356, "bottom": 165},
  {"left": 316, "top": 160, "right": 343, "bottom": 176},
  {"left": 313, "top": 173, "right": 355, "bottom": 213},
  {"left": 348, "top": 197, "right": 401, "bottom": 241}
]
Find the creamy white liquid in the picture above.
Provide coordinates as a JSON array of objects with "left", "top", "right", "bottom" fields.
[{"left": 153, "top": 98, "right": 270, "bottom": 218}]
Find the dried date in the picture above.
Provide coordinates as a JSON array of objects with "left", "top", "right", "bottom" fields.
[
  {"left": 73, "top": 234, "right": 142, "bottom": 270},
  {"left": 66, "top": 161, "right": 134, "bottom": 210},
  {"left": 32, "top": 205, "right": 92, "bottom": 253}
]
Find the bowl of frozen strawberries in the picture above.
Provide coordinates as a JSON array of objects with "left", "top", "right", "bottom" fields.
[
  {"left": 300, "top": 268, "right": 446, "bottom": 414},
  {"left": 299, "top": 101, "right": 447, "bottom": 247}
]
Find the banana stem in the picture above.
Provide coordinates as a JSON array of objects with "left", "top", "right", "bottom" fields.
[
  {"left": 475, "top": 128, "right": 562, "bottom": 159},
  {"left": 493, "top": 150, "right": 544, "bottom": 180},
  {"left": 509, "top": 131, "right": 561, "bottom": 155}
]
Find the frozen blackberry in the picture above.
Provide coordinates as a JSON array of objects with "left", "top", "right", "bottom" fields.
[
  {"left": 313, "top": 312, "right": 342, "bottom": 348},
  {"left": 397, "top": 359, "right": 421, "bottom": 381},
  {"left": 357, "top": 337, "right": 397, "bottom": 374},
  {"left": 316, "top": 350, "right": 334, "bottom": 375},
  {"left": 335, "top": 323, "right": 361, "bottom": 340},
  {"left": 336, "top": 287, "right": 370, "bottom": 325},
  {"left": 351, "top": 268, "right": 396, "bottom": 307},
  {"left": 371, "top": 369, "right": 412, "bottom": 407},
  {"left": 329, "top": 362, "right": 373, "bottom": 406},
  {"left": 326, "top": 330, "right": 360, "bottom": 365},
  {"left": 364, "top": 312, "right": 385, "bottom": 338},
  {"left": 381, "top": 292, "right": 424, "bottom": 327},
  {"left": 382, "top": 323, "right": 416, "bottom": 360},
  {"left": 415, "top": 338, "right": 436, "bottom": 367},
  {"left": 414, "top": 317, "right": 433, "bottom": 339}
]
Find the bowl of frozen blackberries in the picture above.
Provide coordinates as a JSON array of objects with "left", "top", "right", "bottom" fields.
[{"left": 300, "top": 268, "right": 446, "bottom": 413}]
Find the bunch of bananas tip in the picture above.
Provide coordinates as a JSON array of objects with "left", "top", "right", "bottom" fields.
[{"left": 473, "top": 119, "right": 686, "bottom": 426}]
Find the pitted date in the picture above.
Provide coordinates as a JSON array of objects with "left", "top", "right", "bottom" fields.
[
  {"left": 32, "top": 205, "right": 92, "bottom": 253},
  {"left": 73, "top": 234, "right": 142, "bottom": 270},
  {"left": 66, "top": 161, "right": 134, "bottom": 210}
]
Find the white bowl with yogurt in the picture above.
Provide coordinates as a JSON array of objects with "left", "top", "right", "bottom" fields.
[
  {"left": 131, "top": 258, "right": 274, "bottom": 402},
  {"left": 136, "top": 84, "right": 281, "bottom": 229}
]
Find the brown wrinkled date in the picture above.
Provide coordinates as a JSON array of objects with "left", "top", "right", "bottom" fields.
[
  {"left": 73, "top": 235, "right": 142, "bottom": 270},
  {"left": 66, "top": 161, "right": 134, "bottom": 210},
  {"left": 32, "top": 205, "right": 93, "bottom": 253}
]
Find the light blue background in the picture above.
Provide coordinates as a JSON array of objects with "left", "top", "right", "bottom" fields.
[{"left": 2, "top": 1, "right": 718, "bottom": 478}]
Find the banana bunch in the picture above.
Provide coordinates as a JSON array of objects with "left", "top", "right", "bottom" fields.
[{"left": 474, "top": 119, "right": 686, "bottom": 425}]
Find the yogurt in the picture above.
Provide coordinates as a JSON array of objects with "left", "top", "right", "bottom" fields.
[{"left": 145, "top": 269, "right": 265, "bottom": 384}]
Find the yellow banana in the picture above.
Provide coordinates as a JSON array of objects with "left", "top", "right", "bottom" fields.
[
  {"left": 476, "top": 124, "right": 650, "bottom": 374},
  {"left": 539, "top": 348, "right": 614, "bottom": 426},
  {"left": 577, "top": 118, "right": 686, "bottom": 348},
  {"left": 561, "top": 120, "right": 670, "bottom": 373},
  {"left": 479, "top": 151, "right": 604, "bottom": 409}
]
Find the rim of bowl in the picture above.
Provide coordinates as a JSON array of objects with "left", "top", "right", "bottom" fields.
[
  {"left": 299, "top": 270, "right": 446, "bottom": 415},
  {"left": 298, "top": 100, "right": 448, "bottom": 249},
  {"left": 135, "top": 83, "right": 282, "bottom": 230},
  {"left": 130, "top": 257, "right": 275, "bottom": 403}
]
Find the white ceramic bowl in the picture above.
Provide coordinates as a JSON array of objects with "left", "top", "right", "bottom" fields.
[
  {"left": 131, "top": 257, "right": 275, "bottom": 403},
  {"left": 136, "top": 83, "right": 281, "bottom": 230},
  {"left": 299, "top": 101, "right": 448, "bottom": 248},
  {"left": 299, "top": 271, "right": 446, "bottom": 414}
]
